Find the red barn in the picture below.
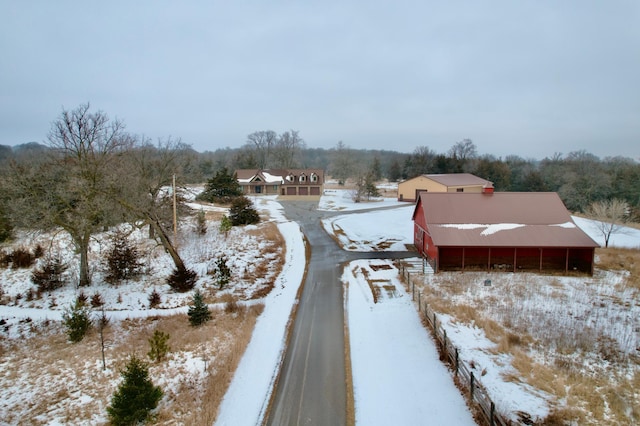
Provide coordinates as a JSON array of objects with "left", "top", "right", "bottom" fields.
[{"left": 412, "top": 192, "right": 599, "bottom": 274}]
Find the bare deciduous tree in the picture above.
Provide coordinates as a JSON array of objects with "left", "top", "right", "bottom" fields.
[
  {"left": 273, "top": 130, "right": 304, "bottom": 168},
  {"left": 246, "top": 130, "right": 277, "bottom": 169},
  {"left": 587, "top": 198, "right": 630, "bottom": 248},
  {"left": 117, "top": 137, "right": 192, "bottom": 272},
  {"left": 8, "top": 103, "right": 133, "bottom": 287}
]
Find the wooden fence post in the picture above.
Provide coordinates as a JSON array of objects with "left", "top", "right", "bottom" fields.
[
  {"left": 490, "top": 401, "right": 495, "bottom": 426},
  {"left": 443, "top": 329, "right": 447, "bottom": 355},
  {"left": 455, "top": 348, "right": 459, "bottom": 375},
  {"left": 418, "top": 292, "right": 421, "bottom": 312},
  {"left": 470, "top": 372, "right": 475, "bottom": 400},
  {"left": 412, "top": 281, "right": 415, "bottom": 301}
]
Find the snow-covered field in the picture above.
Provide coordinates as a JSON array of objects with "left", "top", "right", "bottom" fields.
[
  {"left": 321, "top": 189, "right": 640, "bottom": 424},
  {"left": 1, "top": 185, "right": 639, "bottom": 425}
]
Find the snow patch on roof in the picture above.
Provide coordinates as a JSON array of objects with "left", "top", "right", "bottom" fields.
[
  {"left": 552, "top": 222, "right": 576, "bottom": 228},
  {"left": 439, "top": 223, "right": 526, "bottom": 236},
  {"left": 262, "top": 172, "right": 284, "bottom": 184}
]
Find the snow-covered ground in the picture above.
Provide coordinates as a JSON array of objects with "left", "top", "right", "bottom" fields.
[
  {"left": 316, "top": 190, "right": 640, "bottom": 424},
  {"left": 214, "top": 199, "right": 305, "bottom": 425},
  {"left": 2, "top": 186, "right": 639, "bottom": 425},
  {"left": 344, "top": 259, "right": 476, "bottom": 425}
]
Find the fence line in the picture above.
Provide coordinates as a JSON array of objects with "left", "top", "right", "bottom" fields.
[{"left": 399, "top": 262, "right": 509, "bottom": 426}]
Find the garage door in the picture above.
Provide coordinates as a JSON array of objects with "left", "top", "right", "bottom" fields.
[
  {"left": 287, "top": 187, "right": 297, "bottom": 195},
  {"left": 310, "top": 186, "right": 320, "bottom": 195},
  {"left": 299, "top": 187, "right": 308, "bottom": 195}
]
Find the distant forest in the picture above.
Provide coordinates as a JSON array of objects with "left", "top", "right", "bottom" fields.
[{"left": 2, "top": 135, "right": 639, "bottom": 216}]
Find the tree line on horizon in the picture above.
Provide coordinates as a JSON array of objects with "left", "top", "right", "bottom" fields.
[{"left": 2, "top": 105, "right": 639, "bottom": 218}]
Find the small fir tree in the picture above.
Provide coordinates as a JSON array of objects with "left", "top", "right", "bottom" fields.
[
  {"left": 219, "top": 215, "right": 232, "bottom": 238},
  {"left": 147, "top": 330, "right": 171, "bottom": 362},
  {"left": 31, "top": 255, "right": 68, "bottom": 292},
  {"left": 62, "top": 300, "right": 92, "bottom": 343},
  {"left": 187, "top": 290, "right": 211, "bottom": 327},
  {"left": 148, "top": 288, "right": 161, "bottom": 308},
  {"left": 215, "top": 255, "right": 231, "bottom": 290},
  {"left": 107, "top": 354, "right": 163, "bottom": 425},
  {"left": 229, "top": 196, "right": 260, "bottom": 226},
  {"left": 195, "top": 209, "right": 207, "bottom": 235},
  {"left": 166, "top": 266, "right": 197, "bottom": 292},
  {"left": 105, "top": 231, "right": 143, "bottom": 283}
]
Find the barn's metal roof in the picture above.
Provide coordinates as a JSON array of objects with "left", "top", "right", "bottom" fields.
[
  {"left": 416, "top": 192, "right": 600, "bottom": 248},
  {"left": 424, "top": 173, "right": 493, "bottom": 188}
]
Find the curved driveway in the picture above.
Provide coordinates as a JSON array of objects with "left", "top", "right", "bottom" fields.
[{"left": 265, "top": 201, "right": 414, "bottom": 425}]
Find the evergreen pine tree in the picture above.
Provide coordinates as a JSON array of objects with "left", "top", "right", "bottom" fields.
[
  {"left": 105, "top": 231, "right": 143, "bottom": 283},
  {"left": 215, "top": 255, "right": 231, "bottom": 290},
  {"left": 107, "top": 354, "right": 163, "bottom": 425},
  {"left": 228, "top": 196, "right": 260, "bottom": 226},
  {"left": 62, "top": 300, "right": 92, "bottom": 343},
  {"left": 187, "top": 290, "right": 211, "bottom": 327},
  {"left": 219, "top": 215, "right": 232, "bottom": 238},
  {"left": 196, "top": 168, "right": 242, "bottom": 203},
  {"left": 147, "top": 330, "right": 171, "bottom": 362},
  {"left": 195, "top": 209, "right": 207, "bottom": 235}
]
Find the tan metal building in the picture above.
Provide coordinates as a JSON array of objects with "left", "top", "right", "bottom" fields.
[{"left": 397, "top": 173, "right": 493, "bottom": 202}]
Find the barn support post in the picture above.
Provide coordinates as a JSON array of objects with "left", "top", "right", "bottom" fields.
[
  {"left": 487, "top": 247, "right": 491, "bottom": 271},
  {"left": 461, "top": 247, "right": 465, "bottom": 271},
  {"left": 565, "top": 248, "right": 569, "bottom": 274},
  {"left": 539, "top": 248, "right": 543, "bottom": 272},
  {"left": 513, "top": 247, "right": 517, "bottom": 272}
]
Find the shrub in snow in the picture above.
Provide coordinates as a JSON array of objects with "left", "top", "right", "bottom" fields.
[
  {"left": 90, "top": 292, "right": 104, "bottom": 308},
  {"left": 147, "top": 330, "right": 171, "bottom": 363},
  {"left": 10, "top": 247, "right": 34, "bottom": 269},
  {"left": 31, "top": 255, "right": 68, "bottom": 292},
  {"left": 62, "top": 301, "right": 92, "bottom": 343},
  {"left": 76, "top": 291, "right": 88, "bottom": 307},
  {"left": 105, "top": 231, "right": 143, "bottom": 284},
  {"left": 33, "top": 244, "right": 44, "bottom": 259},
  {"left": 107, "top": 354, "right": 163, "bottom": 425},
  {"left": 166, "top": 266, "right": 197, "bottom": 292},
  {"left": 229, "top": 196, "right": 260, "bottom": 226},
  {"left": 148, "top": 288, "right": 161, "bottom": 308},
  {"left": 188, "top": 290, "right": 211, "bottom": 327}
]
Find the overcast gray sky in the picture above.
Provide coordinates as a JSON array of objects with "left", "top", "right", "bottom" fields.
[{"left": 2, "top": 1, "right": 639, "bottom": 160}]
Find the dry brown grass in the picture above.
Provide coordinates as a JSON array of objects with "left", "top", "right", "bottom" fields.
[
  {"left": 596, "top": 247, "right": 640, "bottom": 289},
  {"left": 405, "top": 261, "right": 640, "bottom": 425},
  {"left": 0, "top": 305, "right": 264, "bottom": 424}
]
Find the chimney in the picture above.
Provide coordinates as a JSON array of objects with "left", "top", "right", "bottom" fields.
[{"left": 482, "top": 183, "right": 494, "bottom": 195}]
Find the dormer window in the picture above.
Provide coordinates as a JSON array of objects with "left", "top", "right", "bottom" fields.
[
  {"left": 299, "top": 174, "right": 306, "bottom": 183},
  {"left": 286, "top": 174, "right": 294, "bottom": 182},
  {"left": 310, "top": 173, "right": 318, "bottom": 182}
]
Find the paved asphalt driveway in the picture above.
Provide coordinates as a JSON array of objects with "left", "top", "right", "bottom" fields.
[{"left": 265, "top": 201, "right": 414, "bottom": 426}]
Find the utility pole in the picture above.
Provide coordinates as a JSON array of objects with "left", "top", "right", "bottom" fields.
[{"left": 173, "top": 174, "right": 178, "bottom": 244}]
